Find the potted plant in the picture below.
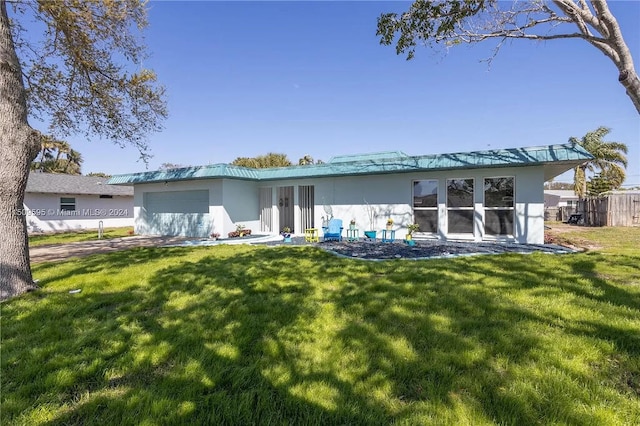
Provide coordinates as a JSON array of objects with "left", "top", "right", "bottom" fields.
[
  {"left": 281, "top": 226, "right": 292, "bottom": 242},
  {"left": 363, "top": 199, "right": 377, "bottom": 240},
  {"left": 349, "top": 219, "right": 356, "bottom": 230},
  {"left": 406, "top": 223, "right": 419, "bottom": 240},
  {"left": 210, "top": 232, "right": 220, "bottom": 241},
  {"left": 386, "top": 218, "right": 394, "bottom": 230},
  {"left": 227, "top": 224, "right": 252, "bottom": 238}
]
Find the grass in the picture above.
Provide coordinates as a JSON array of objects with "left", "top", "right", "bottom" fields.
[
  {"left": 28, "top": 227, "right": 134, "bottom": 247},
  {"left": 2, "top": 226, "right": 640, "bottom": 425}
]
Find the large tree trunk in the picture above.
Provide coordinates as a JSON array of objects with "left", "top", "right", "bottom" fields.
[{"left": 0, "top": 0, "right": 41, "bottom": 301}]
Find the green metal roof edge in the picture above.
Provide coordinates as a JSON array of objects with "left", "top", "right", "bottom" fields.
[
  {"left": 108, "top": 143, "right": 593, "bottom": 185},
  {"left": 107, "top": 163, "right": 260, "bottom": 185}
]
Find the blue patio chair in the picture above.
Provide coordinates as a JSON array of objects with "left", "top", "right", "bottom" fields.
[{"left": 323, "top": 219, "right": 343, "bottom": 241}]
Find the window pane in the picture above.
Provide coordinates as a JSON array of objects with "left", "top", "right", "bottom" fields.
[
  {"left": 485, "top": 210, "right": 514, "bottom": 235},
  {"left": 447, "top": 179, "right": 474, "bottom": 207},
  {"left": 484, "top": 177, "right": 514, "bottom": 208},
  {"left": 60, "top": 197, "right": 76, "bottom": 211},
  {"left": 448, "top": 210, "right": 474, "bottom": 233},
  {"left": 414, "top": 210, "right": 438, "bottom": 233},
  {"left": 413, "top": 180, "right": 438, "bottom": 208}
]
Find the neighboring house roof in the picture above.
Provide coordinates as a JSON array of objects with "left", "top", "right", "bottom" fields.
[
  {"left": 544, "top": 190, "right": 578, "bottom": 199},
  {"left": 109, "top": 143, "right": 593, "bottom": 185},
  {"left": 27, "top": 173, "right": 133, "bottom": 196}
]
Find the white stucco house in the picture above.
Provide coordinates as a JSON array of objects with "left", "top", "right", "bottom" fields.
[
  {"left": 544, "top": 189, "right": 579, "bottom": 209},
  {"left": 108, "top": 143, "right": 592, "bottom": 244},
  {"left": 25, "top": 172, "right": 134, "bottom": 233}
]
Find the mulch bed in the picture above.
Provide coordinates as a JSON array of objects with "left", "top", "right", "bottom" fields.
[{"left": 268, "top": 238, "right": 575, "bottom": 260}]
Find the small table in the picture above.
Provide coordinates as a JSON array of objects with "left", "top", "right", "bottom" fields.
[
  {"left": 381, "top": 229, "right": 395, "bottom": 243},
  {"left": 305, "top": 228, "right": 319, "bottom": 242},
  {"left": 346, "top": 228, "right": 359, "bottom": 242}
]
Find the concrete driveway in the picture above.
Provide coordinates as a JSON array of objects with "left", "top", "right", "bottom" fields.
[{"left": 29, "top": 236, "right": 190, "bottom": 264}]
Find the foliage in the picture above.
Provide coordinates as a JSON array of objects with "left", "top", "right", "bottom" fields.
[
  {"left": 1, "top": 0, "right": 166, "bottom": 300},
  {"left": 587, "top": 172, "right": 617, "bottom": 196},
  {"left": 407, "top": 223, "right": 420, "bottom": 234},
  {"left": 28, "top": 227, "right": 133, "bottom": 247},
  {"left": 228, "top": 226, "right": 252, "bottom": 238},
  {"left": 159, "top": 162, "right": 187, "bottom": 170},
  {"left": 2, "top": 227, "right": 640, "bottom": 424},
  {"left": 298, "top": 155, "right": 324, "bottom": 165},
  {"left": 30, "top": 135, "right": 83, "bottom": 175},
  {"left": 571, "top": 127, "right": 628, "bottom": 198},
  {"left": 231, "top": 153, "right": 292, "bottom": 169},
  {"left": 544, "top": 181, "right": 574, "bottom": 190},
  {"left": 8, "top": 0, "right": 167, "bottom": 152},
  {"left": 85, "top": 172, "right": 111, "bottom": 178},
  {"left": 376, "top": 1, "right": 640, "bottom": 114}
]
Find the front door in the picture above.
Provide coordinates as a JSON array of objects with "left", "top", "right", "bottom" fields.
[{"left": 278, "top": 186, "right": 294, "bottom": 233}]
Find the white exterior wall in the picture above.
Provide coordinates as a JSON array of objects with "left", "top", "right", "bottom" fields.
[
  {"left": 131, "top": 165, "right": 545, "bottom": 244},
  {"left": 221, "top": 179, "right": 260, "bottom": 235},
  {"left": 24, "top": 193, "right": 133, "bottom": 233},
  {"left": 134, "top": 180, "right": 224, "bottom": 237},
  {"left": 259, "top": 165, "right": 544, "bottom": 243}
]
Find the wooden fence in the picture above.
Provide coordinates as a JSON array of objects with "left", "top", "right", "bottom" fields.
[
  {"left": 577, "top": 193, "right": 640, "bottom": 227},
  {"left": 544, "top": 207, "right": 577, "bottom": 222}
]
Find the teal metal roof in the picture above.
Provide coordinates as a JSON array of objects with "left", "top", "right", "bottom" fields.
[
  {"left": 329, "top": 151, "right": 409, "bottom": 163},
  {"left": 108, "top": 143, "right": 592, "bottom": 185}
]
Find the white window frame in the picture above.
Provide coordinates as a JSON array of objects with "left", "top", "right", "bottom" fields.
[
  {"left": 446, "top": 178, "right": 475, "bottom": 236},
  {"left": 412, "top": 179, "right": 439, "bottom": 234},
  {"left": 483, "top": 176, "right": 515, "bottom": 237}
]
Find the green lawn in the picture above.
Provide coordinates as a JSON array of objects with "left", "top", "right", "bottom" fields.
[
  {"left": 2, "top": 227, "right": 639, "bottom": 425},
  {"left": 28, "top": 227, "right": 133, "bottom": 247}
]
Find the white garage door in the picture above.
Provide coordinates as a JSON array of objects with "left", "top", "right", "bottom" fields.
[{"left": 143, "top": 190, "right": 210, "bottom": 237}]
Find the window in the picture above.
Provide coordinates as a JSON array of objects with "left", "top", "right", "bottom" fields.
[
  {"left": 413, "top": 180, "right": 438, "bottom": 233},
  {"left": 447, "top": 179, "right": 474, "bottom": 234},
  {"left": 60, "top": 197, "right": 76, "bottom": 211},
  {"left": 484, "top": 177, "right": 514, "bottom": 236}
]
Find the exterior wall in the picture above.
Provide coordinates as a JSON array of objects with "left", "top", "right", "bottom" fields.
[
  {"left": 24, "top": 193, "right": 133, "bottom": 233},
  {"left": 134, "top": 180, "right": 223, "bottom": 237},
  {"left": 221, "top": 179, "right": 260, "bottom": 235},
  {"left": 130, "top": 165, "right": 546, "bottom": 244},
  {"left": 260, "top": 165, "right": 545, "bottom": 243}
]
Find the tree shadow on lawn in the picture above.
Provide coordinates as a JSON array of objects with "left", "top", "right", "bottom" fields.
[{"left": 3, "top": 246, "right": 639, "bottom": 424}]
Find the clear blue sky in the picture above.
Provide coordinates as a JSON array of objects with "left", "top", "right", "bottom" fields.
[{"left": 67, "top": 1, "right": 639, "bottom": 186}]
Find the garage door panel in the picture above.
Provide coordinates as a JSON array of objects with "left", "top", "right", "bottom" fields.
[
  {"left": 143, "top": 190, "right": 210, "bottom": 237},
  {"left": 144, "top": 190, "right": 208, "bottom": 214}
]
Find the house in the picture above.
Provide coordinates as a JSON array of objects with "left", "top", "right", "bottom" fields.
[
  {"left": 108, "top": 143, "right": 592, "bottom": 244},
  {"left": 544, "top": 190, "right": 579, "bottom": 209},
  {"left": 24, "top": 172, "right": 134, "bottom": 233}
]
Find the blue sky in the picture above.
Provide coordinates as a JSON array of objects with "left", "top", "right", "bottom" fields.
[{"left": 65, "top": 1, "right": 639, "bottom": 186}]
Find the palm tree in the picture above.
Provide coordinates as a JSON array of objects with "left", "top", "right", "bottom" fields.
[
  {"left": 571, "top": 127, "right": 628, "bottom": 220},
  {"left": 571, "top": 127, "right": 628, "bottom": 198},
  {"left": 63, "top": 149, "right": 83, "bottom": 175}
]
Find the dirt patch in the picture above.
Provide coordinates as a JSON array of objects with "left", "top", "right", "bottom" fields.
[{"left": 544, "top": 223, "right": 602, "bottom": 251}]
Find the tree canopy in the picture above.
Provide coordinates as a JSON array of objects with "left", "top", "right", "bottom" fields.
[
  {"left": 377, "top": 0, "right": 640, "bottom": 114},
  {"left": 30, "top": 135, "right": 83, "bottom": 174},
  {"left": 570, "top": 126, "right": 628, "bottom": 198},
  {"left": 0, "top": 0, "right": 166, "bottom": 300},
  {"left": 231, "top": 153, "right": 293, "bottom": 169}
]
